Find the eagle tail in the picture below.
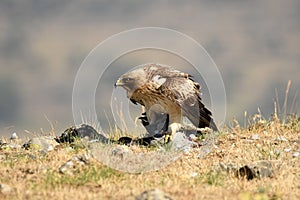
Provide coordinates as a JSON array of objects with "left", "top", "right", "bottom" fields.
[{"left": 198, "top": 107, "right": 218, "bottom": 132}]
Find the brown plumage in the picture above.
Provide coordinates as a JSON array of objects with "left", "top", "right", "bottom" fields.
[{"left": 115, "top": 64, "right": 218, "bottom": 140}]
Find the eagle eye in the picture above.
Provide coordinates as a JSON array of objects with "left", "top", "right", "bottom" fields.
[{"left": 124, "top": 77, "right": 133, "bottom": 82}]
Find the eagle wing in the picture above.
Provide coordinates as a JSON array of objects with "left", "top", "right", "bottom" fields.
[{"left": 146, "top": 65, "right": 218, "bottom": 131}]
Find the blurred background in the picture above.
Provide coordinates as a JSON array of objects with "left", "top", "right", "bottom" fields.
[{"left": 0, "top": 0, "right": 299, "bottom": 137}]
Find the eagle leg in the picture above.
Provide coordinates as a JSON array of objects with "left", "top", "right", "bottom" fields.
[{"left": 165, "top": 122, "right": 182, "bottom": 143}]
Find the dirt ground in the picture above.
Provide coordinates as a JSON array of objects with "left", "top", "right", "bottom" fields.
[{"left": 0, "top": 116, "right": 299, "bottom": 200}]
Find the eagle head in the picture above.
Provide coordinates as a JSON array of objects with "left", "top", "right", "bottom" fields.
[{"left": 114, "top": 67, "right": 148, "bottom": 94}]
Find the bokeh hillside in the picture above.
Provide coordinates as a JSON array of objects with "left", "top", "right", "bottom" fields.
[{"left": 0, "top": 0, "right": 299, "bottom": 136}]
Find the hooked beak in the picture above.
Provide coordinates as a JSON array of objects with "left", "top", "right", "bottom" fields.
[{"left": 114, "top": 78, "right": 124, "bottom": 87}]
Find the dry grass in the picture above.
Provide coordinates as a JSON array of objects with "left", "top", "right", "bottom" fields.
[{"left": 0, "top": 115, "right": 299, "bottom": 200}]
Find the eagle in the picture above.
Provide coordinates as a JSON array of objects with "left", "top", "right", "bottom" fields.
[{"left": 114, "top": 64, "right": 218, "bottom": 142}]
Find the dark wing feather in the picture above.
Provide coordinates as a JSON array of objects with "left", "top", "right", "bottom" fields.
[{"left": 146, "top": 65, "right": 218, "bottom": 131}]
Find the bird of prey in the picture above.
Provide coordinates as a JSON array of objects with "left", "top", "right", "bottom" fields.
[{"left": 114, "top": 64, "right": 218, "bottom": 142}]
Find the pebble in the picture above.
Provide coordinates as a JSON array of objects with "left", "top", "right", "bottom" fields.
[
  {"left": 10, "top": 132, "right": 18, "bottom": 140},
  {"left": 0, "top": 183, "right": 14, "bottom": 195},
  {"left": 190, "top": 172, "right": 198, "bottom": 178},
  {"left": 251, "top": 134, "right": 260, "bottom": 140},
  {"left": 292, "top": 152, "right": 299, "bottom": 157},
  {"left": 136, "top": 189, "right": 172, "bottom": 200},
  {"left": 112, "top": 146, "right": 132, "bottom": 159},
  {"left": 189, "top": 134, "right": 197, "bottom": 140},
  {"left": 274, "top": 137, "right": 288, "bottom": 142},
  {"left": 284, "top": 148, "right": 292, "bottom": 152},
  {"left": 172, "top": 132, "right": 198, "bottom": 153},
  {"left": 8, "top": 144, "right": 22, "bottom": 149},
  {"left": 197, "top": 146, "right": 211, "bottom": 158},
  {"left": 24, "top": 136, "right": 59, "bottom": 152},
  {"left": 59, "top": 154, "right": 90, "bottom": 175},
  {"left": 219, "top": 160, "right": 274, "bottom": 180}
]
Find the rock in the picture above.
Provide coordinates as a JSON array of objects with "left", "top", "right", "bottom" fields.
[
  {"left": 292, "top": 151, "right": 299, "bottom": 157},
  {"left": 220, "top": 160, "right": 274, "bottom": 180},
  {"left": 274, "top": 137, "right": 288, "bottom": 142},
  {"left": 111, "top": 146, "right": 132, "bottom": 160},
  {"left": 59, "top": 154, "right": 90, "bottom": 175},
  {"left": 1, "top": 138, "right": 21, "bottom": 149},
  {"left": 23, "top": 136, "right": 59, "bottom": 152},
  {"left": 190, "top": 172, "right": 198, "bottom": 178},
  {"left": 171, "top": 132, "right": 198, "bottom": 153},
  {"left": 8, "top": 143, "right": 22, "bottom": 149},
  {"left": 284, "top": 147, "right": 292, "bottom": 152},
  {"left": 136, "top": 189, "right": 172, "bottom": 200},
  {"left": 197, "top": 146, "right": 211, "bottom": 158},
  {"left": 10, "top": 132, "right": 18, "bottom": 140},
  {"left": 0, "top": 183, "right": 14, "bottom": 195},
  {"left": 251, "top": 134, "right": 260, "bottom": 140},
  {"left": 189, "top": 134, "right": 197, "bottom": 140}
]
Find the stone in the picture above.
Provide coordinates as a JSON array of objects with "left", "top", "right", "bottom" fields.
[
  {"left": 251, "top": 134, "right": 260, "bottom": 140},
  {"left": 274, "top": 137, "right": 288, "bottom": 142},
  {"left": 190, "top": 172, "right": 198, "bottom": 178},
  {"left": 0, "top": 183, "right": 14, "bottom": 195},
  {"left": 292, "top": 151, "right": 299, "bottom": 157},
  {"left": 136, "top": 189, "right": 172, "bottom": 200},
  {"left": 10, "top": 132, "right": 18, "bottom": 140},
  {"left": 59, "top": 154, "right": 90, "bottom": 175},
  {"left": 111, "top": 146, "right": 132, "bottom": 160},
  {"left": 220, "top": 160, "right": 274, "bottom": 180},
  {"left": 284, "top": 147, "right": 292, "bottom": 152},
  {"left": 236, "top": 160, "right": 273, "bottom": 180},
  {"left": 8, "top": 144, "right": 22, "bottom": 149},
  {"left": 24, "top": 136, "right": 59, "bottom": 152}
]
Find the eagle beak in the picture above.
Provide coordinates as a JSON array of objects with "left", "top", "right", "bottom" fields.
[{"left": 114, "top": 78, "right": 124, "bottom": 87}]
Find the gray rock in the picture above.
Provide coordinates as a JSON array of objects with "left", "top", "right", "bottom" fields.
[
  {"left": 111, "top": 146, "right": 133, "bottom": 160},
  {"left": 24, "top": 136, "right": 59, "bottom": 152},
  {"left": 136, "top": 189, "right": 172, "bottom": 200},
  {"left": 59, "top": 154, "right": 90, "bottom": 175},
  {"left": 10, "top": 132, "right": 18, "bottom": 140},
  {"left": 220, "top": 160, "right": 274, "bottom": 180},
  {"left": 8, "top": 143, "right": 22, "bottom": 149},
  {"left": 284, "top": 147, "right": 292, "bottom": 152},
  {"left": 197, "top": 146, "right": 211, "bottom": 158},
  {"left": 274, "top": 137, "right": 288, "bottom": 142},
  {"left": 190, "top": 172, "right": 198, "bottom": 178},
  {"left": 251, "top": 134, "right": 260, "bottom": 140},
  {"left": 292, "top": 151, "right": 299, "bottom": 157},
  {"left": 171, "top": 132, "right": 198, "bottom": 153},
  {"left": 0, "top": 183, "right": 14, "bottom": 195}
]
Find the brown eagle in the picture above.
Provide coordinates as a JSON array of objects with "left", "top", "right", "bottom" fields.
[{"left": 114, "top": 64, "right": 218, "bottom": 141}]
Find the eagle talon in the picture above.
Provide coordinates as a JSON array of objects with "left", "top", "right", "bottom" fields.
[{"left": 164, "top": 133, "right": 172, "bottom": 143}]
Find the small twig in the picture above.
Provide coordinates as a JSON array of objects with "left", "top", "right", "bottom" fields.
[
  {"left": 290, "top": 91, "right": 298, "bottom": 115},
  {"left": 275, "top": 88, "right": 281, "bottom": 115},
  {"left": 44, "top": 114, "right": 55, "bottom": 136},
  {"left": 283, "top": 80, "right": 291, "bottom": 124}
]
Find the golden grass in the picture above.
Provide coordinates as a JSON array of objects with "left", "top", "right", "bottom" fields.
[{"left": 0, "top": 115, "right": 299, "bottom": 200}]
